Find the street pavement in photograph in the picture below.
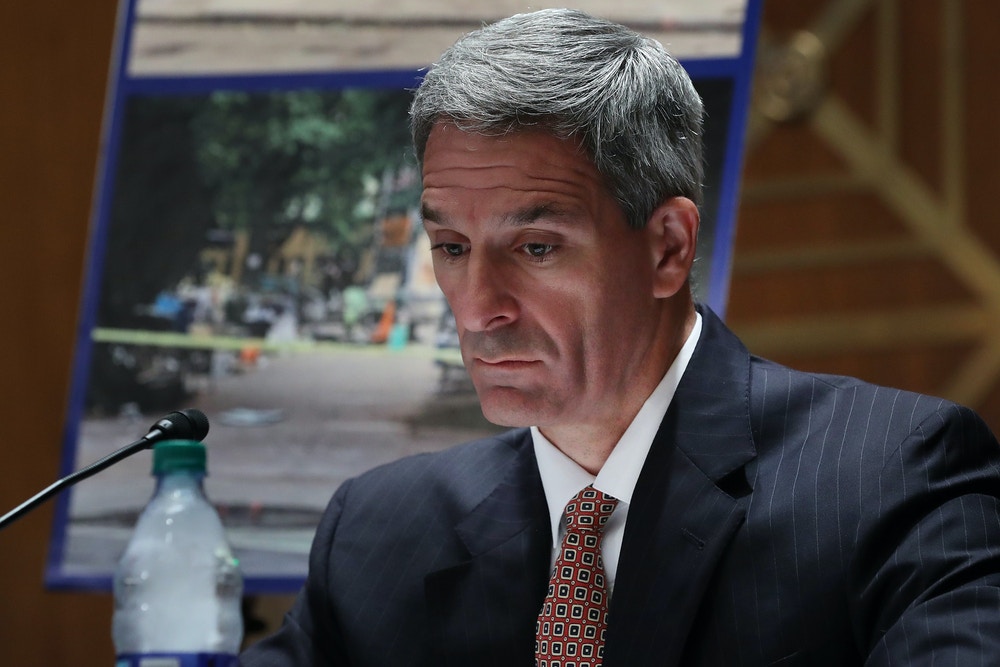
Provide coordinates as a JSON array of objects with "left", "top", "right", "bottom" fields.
[{"left": 58, "top": 342, "right": 500, "bottom": 586}]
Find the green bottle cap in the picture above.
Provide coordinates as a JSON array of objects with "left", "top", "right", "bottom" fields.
[{"left": 152, "top": 439, "right": 207, "bottom": 475}]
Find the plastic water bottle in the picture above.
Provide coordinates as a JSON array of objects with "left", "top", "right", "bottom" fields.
[{"left": 112, "top": 439, "right": 243, "bottom": 667}]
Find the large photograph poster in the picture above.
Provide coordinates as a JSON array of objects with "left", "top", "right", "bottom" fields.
[{"left": 48, "top": 0, "right": 761, "bottom": 590}]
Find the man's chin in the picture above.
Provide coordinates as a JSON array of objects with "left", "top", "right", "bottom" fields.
[{"left": 475, "top": 385, "right": 547, "bottom": 427}]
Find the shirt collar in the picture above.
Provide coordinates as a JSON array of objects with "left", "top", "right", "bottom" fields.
[{"left": 532, "top": 311, "right": 703, "bottom": 544}]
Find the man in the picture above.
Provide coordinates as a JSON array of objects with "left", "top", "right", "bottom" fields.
[{"left": 241, "top": 9, "right": 1000, "bottom": 665}]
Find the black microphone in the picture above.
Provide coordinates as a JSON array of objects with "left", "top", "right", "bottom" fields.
[
  {"left": 0, "top": 408, "right": 210, "bottom": 531},
  {"left": 145, "top": 408, "right": 210, "bottom": 444}
]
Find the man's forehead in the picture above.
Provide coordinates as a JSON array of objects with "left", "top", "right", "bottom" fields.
[{"left": 420, "top": 197, "right": 580, "bottom": 228}]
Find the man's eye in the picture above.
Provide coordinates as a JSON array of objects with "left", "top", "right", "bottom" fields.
[
  {"left": 432, "top": 243, "right": 465, "bottom": 257},
  {"left": 522, "top": 243, "right": 554, "bottom": 258}
]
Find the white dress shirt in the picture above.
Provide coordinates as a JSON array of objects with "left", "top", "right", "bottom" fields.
[{"left": 532, "top": 312, "right": 702, "bottom": 591}]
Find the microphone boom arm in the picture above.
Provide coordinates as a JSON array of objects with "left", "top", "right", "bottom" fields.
[
  {"left": 0, "top": 437, "right": 152, "bottom": 531},
  {"left": 0, "top": 409, "right": 209, "bottom": 532}
]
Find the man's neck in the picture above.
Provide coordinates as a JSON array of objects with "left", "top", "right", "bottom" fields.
[
  {"left": 537, "top": 424, "right": 626, "bottom": 475},
  {"left": 540, "top": 302, "right": 698, "bottom": 474}
]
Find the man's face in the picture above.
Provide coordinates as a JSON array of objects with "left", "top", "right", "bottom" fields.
[{"left": 420, "top": 124, "right": 673, "bottom": 440}]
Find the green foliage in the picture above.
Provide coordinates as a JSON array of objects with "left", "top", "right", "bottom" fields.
[
  {"left": 193, "top": 88, "right": 415, "bottom": 250},
  {"left": 98, "top": 86, "right": 417, "bottom": 327}
]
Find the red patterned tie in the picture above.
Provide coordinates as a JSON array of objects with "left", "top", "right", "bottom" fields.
[{"left": 535, "top": 485, "right": 619, "bottom": 667}]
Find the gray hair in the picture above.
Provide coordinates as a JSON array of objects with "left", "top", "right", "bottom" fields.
[{"left": 410, "top": 8, "right": 705, "bottom": 229}]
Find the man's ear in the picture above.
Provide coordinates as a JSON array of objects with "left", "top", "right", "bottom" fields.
[{"left": 646, "top": 196, "right": 700, "bottom": 299}]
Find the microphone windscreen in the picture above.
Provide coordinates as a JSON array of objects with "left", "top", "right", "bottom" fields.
[
  {"left": 149, "top": 409, "right": 210, "bottom": 442},
  {"left": 181, "top": 408, "right": 210, "bottom": 441}
]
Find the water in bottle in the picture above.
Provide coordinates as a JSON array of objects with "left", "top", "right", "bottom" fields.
[{"left": 112, "top": 439, "right": 243, "bottom": 667}]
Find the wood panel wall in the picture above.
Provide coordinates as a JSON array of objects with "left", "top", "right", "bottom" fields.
[
  {"left": 0, "top": 1, "right": 119, "bottom": 663},
  {"left": 728, "top": 0, "right": 1000, "bottom": 439},
  {"left": 1, "top": 1, "right": 997, "bottom": 663}
]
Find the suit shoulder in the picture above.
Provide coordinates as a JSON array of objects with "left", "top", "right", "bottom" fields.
[
  {"left": 750, "top": 353, "right": 952, "bottom": 410},
  {"left": 746, "top": 354, "right": 998, "bottom": 453},
  {"left": 338, "top": 427, "right": 531, "bottom": 507},
  {"left": 359, "top": 427, "right": 528, "bottom": 478}
]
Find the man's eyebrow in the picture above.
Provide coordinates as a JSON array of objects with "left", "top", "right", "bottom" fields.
[
  {"left": 421, "top": 201, "right": 575, "bottom": 228},
  {"left": 420, "top": 203, "right": 442, "bottom": 225}
]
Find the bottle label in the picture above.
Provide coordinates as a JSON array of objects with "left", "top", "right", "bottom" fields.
[{"left": 115, "top": 653, "right": 238, "bottom": 667}]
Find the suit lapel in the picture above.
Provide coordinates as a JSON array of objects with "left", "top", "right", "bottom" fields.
[
  {"left": 424, "top": 431, "right": 551, "bottom": 666},
  {"left": 605, "top": 307, "right": 757, "bottom": 666}
]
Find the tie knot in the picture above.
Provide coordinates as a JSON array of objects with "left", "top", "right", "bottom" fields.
[{"left": 563, "top": 485, "right": 618, "bottom": 532}]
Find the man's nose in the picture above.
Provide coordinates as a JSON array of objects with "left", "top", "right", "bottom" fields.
[{"left": 454, "top": 251, "right": 518, "bottom": 332}]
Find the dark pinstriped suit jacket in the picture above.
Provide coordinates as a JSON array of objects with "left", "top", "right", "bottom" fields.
[{"left": 241, "top": 306, "right": 1000, "bottom": 666}]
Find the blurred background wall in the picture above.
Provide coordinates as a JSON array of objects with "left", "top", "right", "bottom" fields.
[
  {"left": 0, "top": 2, "right": 120, "bottom": 664},
  {"left": 1, "top": 1, "right": 998, "bottom": 663},
  {"left": 728, "top": 0, "right": 1000, "bottom": 435}
]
